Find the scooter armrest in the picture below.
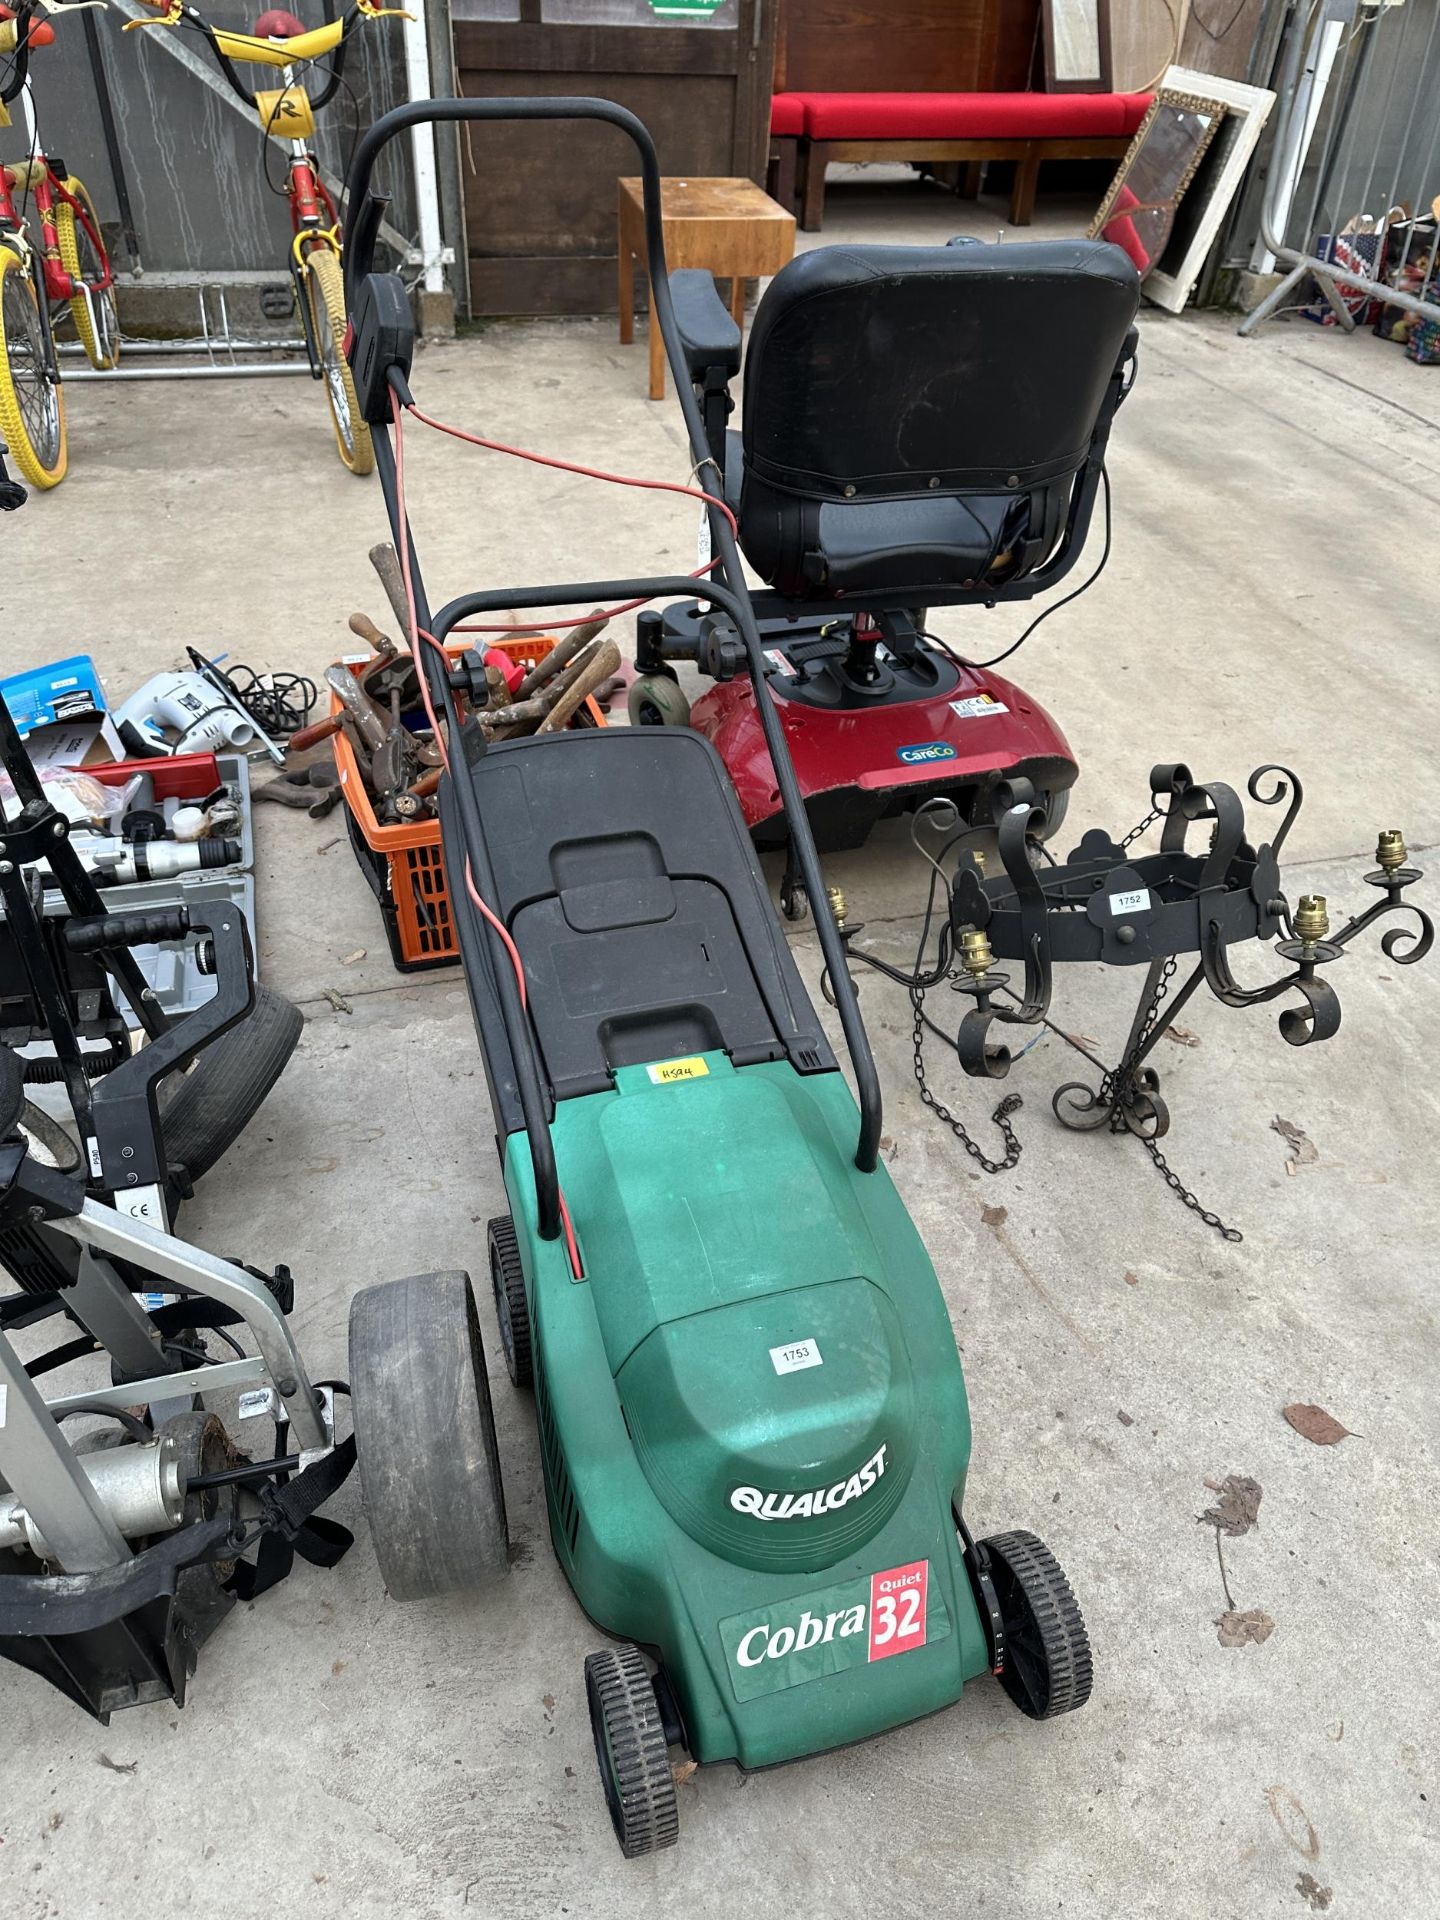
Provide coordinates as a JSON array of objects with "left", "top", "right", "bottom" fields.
[{"left": 669, "top": 270, "right": 741, "bottom": 385}]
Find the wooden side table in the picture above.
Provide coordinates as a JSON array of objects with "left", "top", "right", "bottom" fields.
[{"left": 617, "top": 176, "right": 796, "bottom": 400}]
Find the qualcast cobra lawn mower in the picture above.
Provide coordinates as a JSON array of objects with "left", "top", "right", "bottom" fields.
[
  {"left": 339, "top": 98, "right": 1101, "bottom": 1859},
  {"left": 625, "top": 235, "right": 1139, "bottom": 892}
]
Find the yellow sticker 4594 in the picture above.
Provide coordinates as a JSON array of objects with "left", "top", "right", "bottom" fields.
[{"left": 647, "top": 1056, "right": 709, "bottom": 1085}]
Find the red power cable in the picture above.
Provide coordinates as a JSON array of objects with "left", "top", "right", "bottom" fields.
[
  {"left": 404, "top": 398, "right": 739, "bottom": 634},
  {"left": 387, "top": 390, "right": 739, "bottom": 1282}
]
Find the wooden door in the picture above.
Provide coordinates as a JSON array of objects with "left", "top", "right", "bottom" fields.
[
  {"left": 773, "top": 0, "right": 1038, "bottom": 96},
  {"left": 453, "top": 0, "right": 777, "bottom": 316}
]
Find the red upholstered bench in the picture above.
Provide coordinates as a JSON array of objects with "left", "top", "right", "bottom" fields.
[{"left": 770, "top": 90, "right": 1152, "bottom": 232}]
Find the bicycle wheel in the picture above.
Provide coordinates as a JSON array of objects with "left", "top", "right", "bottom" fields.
[
  {"left": 55, "top": 177, "right": 120, "bottom": 371},
  {"left": 0, "top": 246, "right": 66, "bottom": 489},
  {"left": 304, "top": 247, "right": 373, "bottom": 476}
]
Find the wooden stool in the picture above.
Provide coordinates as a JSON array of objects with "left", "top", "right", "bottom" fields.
[{"left": 617, "top": 176, "right": 796, "bottom": 401}]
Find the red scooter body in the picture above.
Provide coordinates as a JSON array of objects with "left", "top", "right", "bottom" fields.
[{"left": 689, "top": 646, "right": 1076, "bottom": 852}]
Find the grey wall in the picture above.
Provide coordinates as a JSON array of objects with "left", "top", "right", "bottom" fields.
[{"left": 0, "top": 5, "right": 417, "bottom": 276}]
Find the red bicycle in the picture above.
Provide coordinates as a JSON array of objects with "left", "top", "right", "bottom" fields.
[
  {"left": 128, "top": 0, "right": 407, "bottom": 474},
  {"left": 0, "top": 0, "right": 119, "bottom": 489}
]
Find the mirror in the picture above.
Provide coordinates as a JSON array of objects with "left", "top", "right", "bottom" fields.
[
  {"left": 1089, "top": 91, "right": 1228, "bottom": 276},
  {"left": 1044, "top": 0, "right": 1111, "bottom": 92}
]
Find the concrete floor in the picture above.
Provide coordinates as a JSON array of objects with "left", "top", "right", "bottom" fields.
[{"left": 4, "top": 173, "right": 1440, "bottom": 1919}]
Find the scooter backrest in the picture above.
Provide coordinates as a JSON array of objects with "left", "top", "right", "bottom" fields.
[{"left": 737, "top": 238, "right": 1140, "bottom": 598}]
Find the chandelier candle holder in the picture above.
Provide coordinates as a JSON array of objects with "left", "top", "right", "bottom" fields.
[{"left": 868, "top": 763, "right": 1432, "bottom": 1149}]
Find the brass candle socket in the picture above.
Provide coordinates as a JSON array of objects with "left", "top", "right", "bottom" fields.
[
  {"left": 959, "top": 928, "right": 995, "bottom": 978},
  {"left": 1293, "top": 895, "right": 1330, "bottom": 945},
  {"left": 1376, "top": 830, "right": 1407, "bottom": 876}
]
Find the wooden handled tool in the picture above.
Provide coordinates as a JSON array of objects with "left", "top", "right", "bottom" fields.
[
  {"left": 485, "top": 641, "right": 602, "bottom": 734},
  {"left": 516, "top": 612, "right": 609, "bottom": 700},
  {"left": 538, "top": 639, "right": 623, "bottom": 735},
  {"left": 289, "top": 712, "right": 344, "bottom": 753},
  {"left": 348, "top": 611, "right": 397, "bottom": 658},
  {"left": 369, "top": 543, "right": 412, "bottom": 635},
  {"left": 325, "top": 664, "right": 389, "bottom": 756}
]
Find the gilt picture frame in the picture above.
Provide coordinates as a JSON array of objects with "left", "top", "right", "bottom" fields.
[{"left": 1088, "top": 86, "right": 1228, "bottom": 279}]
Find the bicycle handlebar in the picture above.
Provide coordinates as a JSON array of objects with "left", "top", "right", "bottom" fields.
[{"left": 124, "top": 1, "right": 401, "bottom": 116}]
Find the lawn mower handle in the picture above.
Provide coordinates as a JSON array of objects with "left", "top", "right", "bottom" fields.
[{"left": 346, "top": 99, "right": 883, "bottom": 1212}]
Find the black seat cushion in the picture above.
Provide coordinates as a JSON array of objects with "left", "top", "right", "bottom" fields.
[{"left": 735, "top": 238, "right": 1139, "bottom": 598}]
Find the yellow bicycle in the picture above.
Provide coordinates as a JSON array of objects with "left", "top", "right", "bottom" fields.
[
  {"left": 127, "top": 0, "right": 409, "bottom": 474},
  {"left": 0, "top": 1, "right": 121, "bottom": 490}
]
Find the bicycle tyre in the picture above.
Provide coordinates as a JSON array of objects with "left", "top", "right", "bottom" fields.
[
  {"left": 0, "top": 246, "right": 66, "bottom": 488},
  {"left": 304, "top": 247, "right": 373, "bottom": 476},
  {"left": 55, "top": 177, "right": 120, "bottom": 371}
]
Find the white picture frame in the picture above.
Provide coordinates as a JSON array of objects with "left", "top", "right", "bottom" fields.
[{"left": 1142, "top": 64, "right": 1277, "bottom": 314}]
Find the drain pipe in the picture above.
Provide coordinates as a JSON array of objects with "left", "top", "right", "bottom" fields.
[{"left": 402, "top": 13, "right": 449, "bottom": 299}]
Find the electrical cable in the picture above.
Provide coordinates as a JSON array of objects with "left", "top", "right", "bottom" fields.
[
  {"left": 1191, "top": 0, "right": 1251, "bottom": 44},
  {"left": 954, "top": 470, "right": 1113, "bottom": 673},
  {"left": 390, "top": 388, "right": 751, "bottom": 1277},
  {"left": 406, "top": 403, "right": 741, "bottom": 636},
  {"left": 184, "top": 648, "right": 317, "bottom": 737},
  {"left": 187, "top": 1451, "right": 300, "bottom": 1491},
  {"left": 53, "top": 1403, "right": 152, "bottom": 1442}
]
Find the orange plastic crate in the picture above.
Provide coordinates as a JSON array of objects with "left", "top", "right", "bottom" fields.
[{"left": 335, "top": 635, "right": 607, "bottom": 971}]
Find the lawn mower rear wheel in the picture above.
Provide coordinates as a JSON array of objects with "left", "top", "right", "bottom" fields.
[
  {"left": 584, "top": 1642, "right": 680, "bottom": 1858},
  {"left": 348, "top": 1269, "right": 510, "bottom": 1600},
  {"left": 487, "top": 1214, "right": 532, "bottom": 1388},
  {"left": 982, "top": 1529, "right": 1093, "bottom": 1719}
]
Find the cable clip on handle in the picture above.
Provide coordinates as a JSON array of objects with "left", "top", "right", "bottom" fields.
[{"left": 347, "top": 271, "right": 415, "bottom": 422}]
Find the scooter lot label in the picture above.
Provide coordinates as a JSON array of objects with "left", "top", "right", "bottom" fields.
[
  {"left": 950, "top": 694, "right": 1009, "bottom": 719},
  {"left": 720, "top": 1558, "right": 948, "bottom": 1701},
  {"left": 646, "top": 1056, "right": 710, "bottom": 1084}
]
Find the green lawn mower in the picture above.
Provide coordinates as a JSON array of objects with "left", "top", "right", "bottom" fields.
[{"left": 340, "top": 96, "right": 1094, "bottom": 1858}]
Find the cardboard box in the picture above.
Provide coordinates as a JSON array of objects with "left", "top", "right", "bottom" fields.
[{"left": 0, "top": 654, "right": 125, "bottom": 771}]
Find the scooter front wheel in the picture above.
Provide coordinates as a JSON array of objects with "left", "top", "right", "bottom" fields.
[{"left": 627, "top": 674, "right": 691, "bottom": 729}]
